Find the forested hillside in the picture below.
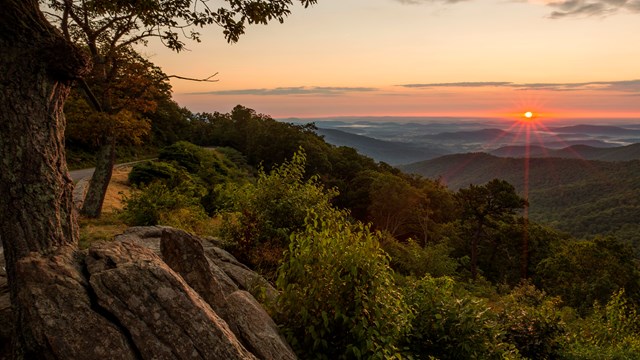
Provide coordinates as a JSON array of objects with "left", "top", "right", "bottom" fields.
[
  {"left": 491, "top": 143, "right": 640, "bottom": 161},
  {"left": 401, "top": 153, "right": 640, "bottom": 247}
]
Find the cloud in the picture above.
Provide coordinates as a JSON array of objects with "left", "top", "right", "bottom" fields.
[
  {"left": 399, "top": 82, "right": 514, "bottom": 88},
  {"left": 188, "top": 86, "right": 378, "bottom": 96},
  {"left": 397, "top": 80, "right": 640, "bottom": 92},
  {"left": 546, "top": 0, "right": 640, "bottom": 18},
  {"left": 394, "top": 0, "right": 469, "bottom": 4}
]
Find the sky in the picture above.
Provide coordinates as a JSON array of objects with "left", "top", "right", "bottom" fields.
[{"left": 144, "top": 0, "right": 640, "bottom": 121}]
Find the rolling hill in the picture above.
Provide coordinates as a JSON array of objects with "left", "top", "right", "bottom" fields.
[
  {"left": 400, "top": 153, "right": 640, "bottom": 246},
  {"left": 490, "top": 143, "right": 640, "bottom": 161},
  {"left": 316, "top": 128, "right": 448, "bottom": 165},
  {"left": 547, "top": 124, "right": 640, "bottom": 137}
]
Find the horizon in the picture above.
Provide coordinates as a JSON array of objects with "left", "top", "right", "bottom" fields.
[{"left": 143, "top": 0, "right": 640, "bottom": 120}]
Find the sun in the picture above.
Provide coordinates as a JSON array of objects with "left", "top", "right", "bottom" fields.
[{"left": 524, "top": 111, "right": 533, "bottom": 119}]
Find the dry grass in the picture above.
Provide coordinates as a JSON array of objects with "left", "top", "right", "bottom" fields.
[
  {"left": 101, "top": 165, "right": 133, "bottom": 213},
  {"left": 78, "top": 165, "right": 132, "bottom": 249}
]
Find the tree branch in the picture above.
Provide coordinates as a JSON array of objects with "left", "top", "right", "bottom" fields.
[
  {"left": 166, "top": 72, "right": 219, "bottom": 82},
  {"left": 78, "top": 78, "right": 103, "bottom": 112}
]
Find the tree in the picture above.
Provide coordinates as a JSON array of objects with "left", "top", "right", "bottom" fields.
[
  {"left": 0, "top": 0, "right": 90, "bottom": 354},
  {"left": 1, "top": 0, "right": 318, "bottom": 356},
  {"left": 42, "top": 0, "right": 318, "bottom": 217},
  {"left": 536, "top": 236, "right": 640, "bottom": 313},
  {"left": 456, "top": 179, "right": 526, "bottom": 280}
]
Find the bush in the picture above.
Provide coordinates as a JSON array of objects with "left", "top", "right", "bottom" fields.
[
  {"left": 536, "top": 236, "right": 640, "bottom": 313},
  {"left": 403, "top": 275, "right": 520, "bottom": 360},
  {"left": 128, "top": 161, "right": 180, "bottom": 186},
  {"left": 382, "top": 237, "right": 458, "bottom": 278},
  {"left": 496, "top": 283, "right": 565, "bottom": 359},
  {"left": 158, "top": 141, "right": 206, "bottom": 173},
  {"left": 219, "top": 150, "right": 337, "bottom": 273},
  {"left": 561, "top": 290, "right": 640, "bottom": 359},
  {"left": 275, "top": 210, "right": 412, "bottom": 359},
  {"left": 120, "top": 180, "right": 208, "bottom": 232}
]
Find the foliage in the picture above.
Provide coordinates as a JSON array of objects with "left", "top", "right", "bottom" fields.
[
  {"left": 275, "top": 210, "right": 411, "bottom": 359},
  {"left": 381, "top": 237, "right": 458, "bottom": 278},
  {"left": 561, "top": 290, "right": 640, "bottom": 359},
  {"left": 402, "top": 275, "right": 520, "bottom": 359},
  {"left": 128, "top": 161, "right": 180, "bottom": 186},
  {"left": 120, "top": 179, "right": 208, "bottom": 232},
  {"left": 44, "top": 0, "right": 318, "bottom": 49},
  {"left": 455, "top": 179, "right": 527, "bottom": 280},
  {"left": 220, "top": 150, "right": 336, "bottom": 274},
  {"left": 495, "top": 282, "right": 565, "bottom": 359},
  {"left": 536, "top": 236, "right": 640, "bottom": 313}
]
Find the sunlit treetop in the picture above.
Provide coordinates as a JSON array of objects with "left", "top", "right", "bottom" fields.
[{"left": 41, "top": 0, "right": 318, "bottom": 52}]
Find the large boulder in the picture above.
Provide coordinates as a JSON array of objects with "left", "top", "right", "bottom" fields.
[
  {"left": 86, "top": 240, "right": 256, "bottom": 360},
  {"left": 115, "top": 226, "right": 279, "bottom": 304},
  {"left": 13, "top": 246, "right": 137, "bottom": 359},
  {"left": 159, "top": 228, "right": 296, "bottom": 360},
  {"left": 2, "top": 226, "right": 293, "bottom": 360}
]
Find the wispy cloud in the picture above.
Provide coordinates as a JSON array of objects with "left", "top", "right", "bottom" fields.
[
  {"left": 394, "top": 0, "right": 470, "bottom": 4},
  {"left": 400, "top": 82, "right": 514, "bottom": 88},
  {"left": 397, "top": 80, "right": 640, "bottom": 92},
  {"left": 546, "top": 0, "right": 640, "bottom": 18},
  {"left": 188, "top": 86, "right": 378, "bottom": 96}
]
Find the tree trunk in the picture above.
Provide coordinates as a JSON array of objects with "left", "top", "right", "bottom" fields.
[
  {"left": 470, "top": 222, "right": 483, "bottom": 280},
  {"left": 81, "top": 138, "right": 116, "bottom": 217},
  {"left": 0, "top": 0, "right": 88, "bottom": 285},
  {"left": 0, "top": 0, "right": 90, "bottom": 355}
]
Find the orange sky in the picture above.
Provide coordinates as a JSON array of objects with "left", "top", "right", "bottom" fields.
[{"left": 145, "top": 0, "right": 640, "bottom": 120}]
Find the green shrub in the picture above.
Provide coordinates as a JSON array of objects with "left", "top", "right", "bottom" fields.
[
  {"left": 275, "top": 210, "right": 412, "bottom": 359},
  {"left": 120, "top": 180, "right": 208, "bottom": 232},
  {"left": 219, "top": 150, "right": 337, "bottom": 273},
  {"left": 536, "top": 236, "right": 640, "bottom": 313},
  {"left": 128, "top": 161, "right": 180, "bottom": 186},
  {"left": 382, "top": 237, "right": 458, "bottom": 278},
  {"left": 158, "top": 141, "right": 206, "bottom": 173},
  {"left": 403, "top": 276, "right": 520, "bottom": 360},
  {"left": 561, "top": 290, "right": 640, "bottom": 359},
  {"left": 496, "top": 283, "right": 565, "bottom": 359}
]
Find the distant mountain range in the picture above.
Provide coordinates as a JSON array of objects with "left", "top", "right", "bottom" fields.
[
  {"left": 490, "top": 143, "right": 640, "bottom": 161},
  {"left": 547, "top": 124, "right": 640, "bottom": 137},
  {"left": 304, "top": 121, "right": 640, "bottom": 161},
  {"left": 399, "top": 153, "right": 640, "bottom": 245},
  {"left": 315, "top": 128, "right": 448, "bottom": 165}
]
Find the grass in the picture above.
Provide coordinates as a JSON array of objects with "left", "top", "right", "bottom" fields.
[{"left": 78, "top": 212, "right": 128, "bottom": 249}]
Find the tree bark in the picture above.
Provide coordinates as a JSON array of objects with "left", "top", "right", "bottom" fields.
[
  {"left": 0, "top": 0, "right": 89, "bottom": 354},
  {"left": 0, "top": 0, "right": 88, "bottom": 283}
]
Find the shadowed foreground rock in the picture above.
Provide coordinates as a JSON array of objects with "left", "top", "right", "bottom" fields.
[
  {"left": 1, "top": 227, "right": 296, "bottom": 359},
  {"left": 13, "top": 246, "right": 136, "bottom": 359},
  {"left": 160, "top": 229, "right": 296, "bottom": 360},
  {"left": 87, "top": 240, "right": 256, "bottom": 359}
]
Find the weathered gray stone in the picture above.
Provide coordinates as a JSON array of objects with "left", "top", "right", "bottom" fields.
[
  {"left": 86, "top": 240, "right": 256, "bottom": 360},
  {"left": 160, "top": 229, "right": 296, "bottom": 360},
  {"left": 114, "top": 225, "right": 171, "bottom": 255},
  {"left": 222, "top": 291, "right": 297, "bottom": 360},
  {"left": 203, "top": 245, "right": 279, "bottom": 305},
  {"left": 160, "top": 228, "right": 238, "bottom": 310},
  {"left": 14, "top": 246, "right": 137, "bottom": 359}
]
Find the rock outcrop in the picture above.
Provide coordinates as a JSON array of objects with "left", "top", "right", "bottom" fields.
[
  {"left": 160, "top": 229, "right": 295, "bottom": 360},
  {"left": 1, "top": 227, "right": 295, "bottom": 359}
]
